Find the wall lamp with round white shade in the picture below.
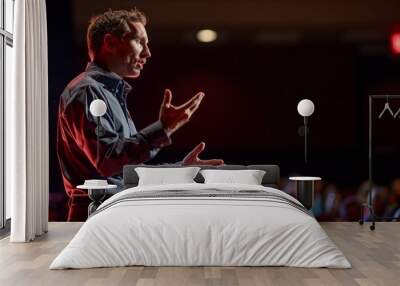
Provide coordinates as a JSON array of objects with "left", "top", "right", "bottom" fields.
[
  {"left": 89, "top": 99, "right": 107, "bottom": 165},
  {"left": 90, "top": 99, "right": 107, "bottom": 117},
  {"left": 297, "top": 99, "right": 315, "bottom": 164}
]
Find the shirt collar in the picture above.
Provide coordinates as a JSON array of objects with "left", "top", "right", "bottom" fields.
[{"left": 85, "top": 62, "right": 132, "bottom": 96}]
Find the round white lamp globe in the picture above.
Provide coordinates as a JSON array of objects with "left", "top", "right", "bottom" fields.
[
  {"left": 89, "top": 99, "right": 107, "bottom": 117},
  {"left": 297, "top": 99, "right": 315, "bottom": 117}
]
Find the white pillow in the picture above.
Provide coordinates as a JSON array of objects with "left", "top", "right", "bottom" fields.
[
  {"left": 200, "top": 169, "right": 266, "bottom": 185},
  {"left": 135, "top": 167, "right": 200, "bottom": 186}
]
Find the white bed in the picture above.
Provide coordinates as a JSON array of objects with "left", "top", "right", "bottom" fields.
[{"left": 50, "top": 183, "right": 351, "bottom": 269}]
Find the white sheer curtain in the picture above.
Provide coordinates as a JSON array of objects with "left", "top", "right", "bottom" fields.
[{"left": 7, "top": 0, "right": 49, "bottom": 242}]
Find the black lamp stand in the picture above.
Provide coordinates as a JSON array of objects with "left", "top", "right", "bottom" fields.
[{"left": 304, "top": 116, "right": 309, "bottom": 164}]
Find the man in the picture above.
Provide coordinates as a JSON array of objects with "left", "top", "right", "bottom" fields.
[{"left": 57, "top": 8, "right": 223, "bottom": 221}]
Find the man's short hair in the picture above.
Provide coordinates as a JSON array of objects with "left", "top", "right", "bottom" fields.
[{"left": 87, "top": 8, "right": 147, "bottom": 59}]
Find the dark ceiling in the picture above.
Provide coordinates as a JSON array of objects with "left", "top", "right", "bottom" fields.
[{"left": 68, "top": 0, "right": 400, "bottom": 44}]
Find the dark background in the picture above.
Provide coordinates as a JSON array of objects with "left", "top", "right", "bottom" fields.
[{"left": 47, "top": 0, "right": 400, "bottom": 221}]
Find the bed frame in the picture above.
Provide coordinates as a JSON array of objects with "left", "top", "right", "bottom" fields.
[{"left": 123, "top": 164, "right": 280, "bottom": 189}]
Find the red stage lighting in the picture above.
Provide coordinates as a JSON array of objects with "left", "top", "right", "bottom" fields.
[{"left": 390, "top": 32, "right": 400, "bottom": 54}]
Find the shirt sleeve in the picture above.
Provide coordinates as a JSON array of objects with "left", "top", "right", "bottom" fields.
[{"left": 61, "top": 85, "right": 171, "bottom": 177}]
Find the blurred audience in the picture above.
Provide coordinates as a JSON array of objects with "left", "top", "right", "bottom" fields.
[{"left": 283, "top": 176, "right": 400, "bottom": 221}]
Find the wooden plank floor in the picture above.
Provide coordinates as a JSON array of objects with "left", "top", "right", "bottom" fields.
[{"left": 0, "top": 222, "right": 399, "bottom": 286}]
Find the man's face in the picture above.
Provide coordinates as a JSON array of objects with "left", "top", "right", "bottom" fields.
[{"left": 109, "top": 22, "right": 151, "bottom": 78}]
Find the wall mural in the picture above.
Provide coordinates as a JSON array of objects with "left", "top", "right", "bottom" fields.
[{"left": 48, "top": 3, "right": 400, "bottom": 222}]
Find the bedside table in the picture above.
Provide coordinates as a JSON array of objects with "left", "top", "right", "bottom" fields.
[
  {"left": 289, "top": 176, "right": 321, "bottom": 210},
  {"left": 76, "top": 184, "right": 117, "bottom": 216}
]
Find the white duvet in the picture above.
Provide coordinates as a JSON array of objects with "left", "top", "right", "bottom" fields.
[{"left": 50, "top": 183, "right": 351, "bottom": 269}]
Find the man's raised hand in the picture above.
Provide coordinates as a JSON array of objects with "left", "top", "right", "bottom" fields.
[
  {"left": 182, "top": 142, "right": 224, "bottom": 166},
  {"left": 159, "top": 89, "right": 204, "bottom": 136}
]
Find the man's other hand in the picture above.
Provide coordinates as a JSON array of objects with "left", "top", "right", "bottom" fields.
[
  {"left": 182, "top": 142, "right": 224, "bottom": 166},
  {"left": 159, "top": 89, "right": 204, "bottom": 136}
]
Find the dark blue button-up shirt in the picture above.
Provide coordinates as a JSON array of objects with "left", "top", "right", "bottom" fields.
[{"left": 57, "top": 62, "right": 171, "bottom": 197}]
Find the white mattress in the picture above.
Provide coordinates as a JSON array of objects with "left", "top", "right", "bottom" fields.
[{"left": 50, "top": 183, "right": 351, "bottom": 269}]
